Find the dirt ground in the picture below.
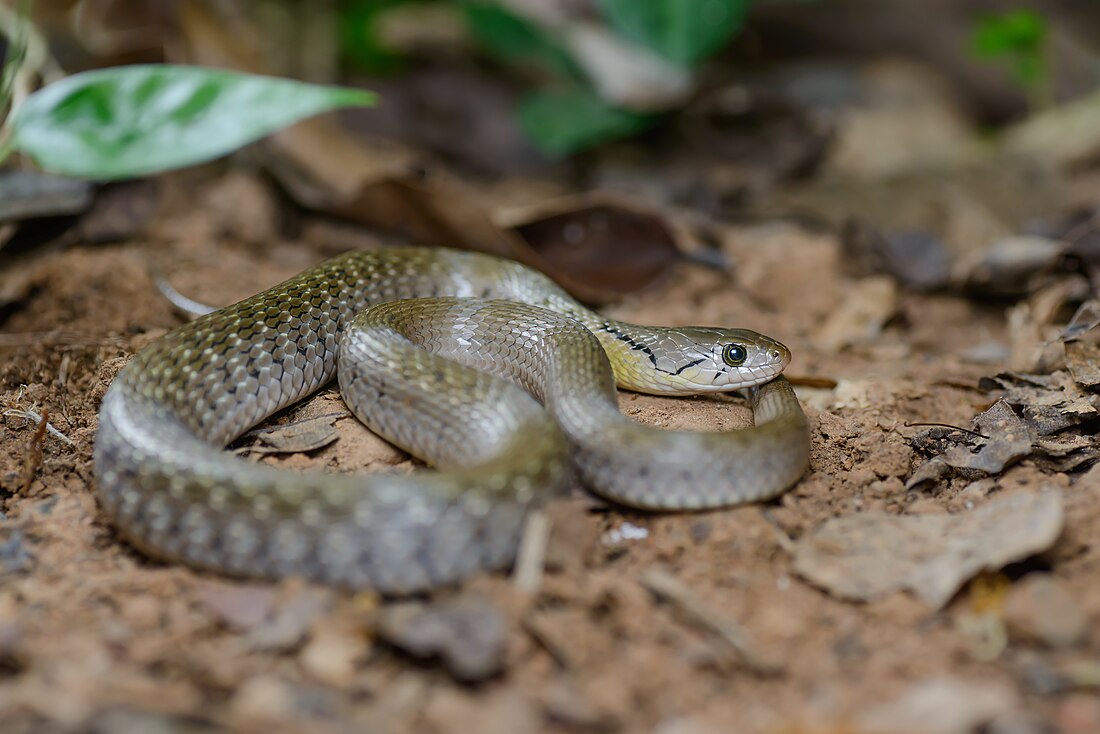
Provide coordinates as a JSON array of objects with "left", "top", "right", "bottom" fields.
[{"left": 1, "top": 154, "right": 1099, "bottom": 734}]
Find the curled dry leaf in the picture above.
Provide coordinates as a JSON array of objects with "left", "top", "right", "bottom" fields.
[
  {"left": 1061, "top": 299, "right": 1100, "bottom": 390},
  {"left": 943, "top": 399, "right": 1031, "bottom": 474},
  {"left": 1062, "top": 299, "right": 1100, "bottom": 341},
  {"left": 793, "top": 490, "right": 1064, "bottom": 608},
  {"left": 978, "top": 370, "right": 1098, "bottom": 436},
  {"left": 1065, "top": 341, "right": 1100, "bottom": 390},
  {"left": 1006, "top": 275, "right": 1092, "bottom": 373},
  {"left": 906, "top": 400, "right": 1034, "bottom": 490}
]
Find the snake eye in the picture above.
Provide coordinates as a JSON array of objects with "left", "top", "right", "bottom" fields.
[{"left": 722, "top": 343, "right": 747, "bottom": 367}]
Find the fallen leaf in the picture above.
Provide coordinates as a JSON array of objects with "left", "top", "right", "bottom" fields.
[
  {"left": 1006, "top": 276, "right": 1088, "bottom": 372},
  {"left": 377, "top": 593, "right": 508, "bottom": 682},
  {"left": 1062, "top": 298, "right": 1100, "bottom": 341},
  {"left": 1061, "top": 302, "right": 1100, "bottom": 391},
  {"left": 979, "top": 370, "right": 1098, "bottom": 435},
  {"left": 500, "top": 193, "right": 683, "bottom": 301},
  {"left": 941, "top": 399, "right": 1031, "bottom": 474},
  {"left": 236, "top": 412, "right": 344, "bottom": 455},
  {"left": 793, "top": 490, "right": 1064, "bottom": 608}
]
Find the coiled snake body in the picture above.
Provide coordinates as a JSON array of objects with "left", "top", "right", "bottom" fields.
[{"left": 95, "top": 246, "right": 809, "bottom": 592}]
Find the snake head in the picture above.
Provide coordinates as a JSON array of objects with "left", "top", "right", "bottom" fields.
[{"left": 610, "top": 326, "right": 791, "bottom": 395}]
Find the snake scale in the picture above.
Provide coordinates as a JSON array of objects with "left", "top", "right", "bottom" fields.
[{"left": 94, "top": 246, "right": 810, "bottom": 592}]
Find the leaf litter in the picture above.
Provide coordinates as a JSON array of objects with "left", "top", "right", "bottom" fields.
[{"left": 5, "top": 15, "right": 1100, "bottom": 734}]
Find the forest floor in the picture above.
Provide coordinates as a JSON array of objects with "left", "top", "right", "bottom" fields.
[{"left": 3, "top": 65, "right": 1100, "bottom": 734}]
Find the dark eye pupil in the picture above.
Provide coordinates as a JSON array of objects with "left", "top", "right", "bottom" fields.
[{"left": 724, "top": 344, "right": 746, "bottom": 365}]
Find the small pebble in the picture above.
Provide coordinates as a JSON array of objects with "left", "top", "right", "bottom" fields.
[{"left": 601, "top": 521, "right": 649, "bottom": 545}]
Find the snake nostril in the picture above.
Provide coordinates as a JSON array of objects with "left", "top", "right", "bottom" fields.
[{"left": 770, "top": 349, "right": 781, "bottom": 361}]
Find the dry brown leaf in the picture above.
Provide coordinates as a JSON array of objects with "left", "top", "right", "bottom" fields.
[
  {"left": 236, "top": 412, "right": 343, "bottom": 455},
  {"left": 377, "top": 594, "right": 508, "bottom": 682},
  {"left": 793, "top": 490, "right": 1064, "bottom": 608},
  {"left": 941, "top": 399, "right": 1031, "bottom": 474}
]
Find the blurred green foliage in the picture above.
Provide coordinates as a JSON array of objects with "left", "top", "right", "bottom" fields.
[
  {"left": 340, "top": 0, "right": 410, "bottom": 74},
  {"left": 461, "top": 2, "right": 581, "bottom": 79},
  {"left": 517, "top": 87, "right": 657, "bottom": 158},
  {"left": 340, "top": 0, "right": 752, "bottom": 157},
  {"left": 971, "top": 9, "right": 1050, "bottom": 108},
  {"left": 601, "top": 0, "right": 749, "bottom": 65}
]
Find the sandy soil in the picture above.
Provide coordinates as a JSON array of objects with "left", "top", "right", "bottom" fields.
[{"left": 0, "top": 170, "right": 1096, "bottom": 734}]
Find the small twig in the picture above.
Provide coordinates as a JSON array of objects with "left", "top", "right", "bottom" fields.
[
  {"left": 639, "top": 567, "right": 783, "bottom": 676},
  {"left": 904, "top": 421, "right": 988, "bottom": 439},
  {"left": 521, "top": 613, "right": 574, "bottom": 670},
  {"left": 785, "top": 375, "right": 839, "bottom": 389},
  {"left": 512, "top": 510, "right": 551, "bottom": 594},
  {"left": 153, "top": 272, "right": 218, "bottom": 320},
  {"left": 761, "top": 509, "right": 796, "bottom": 555},
  {"left": 4, "top": 403, "right": 74, "bottom": 445},
  {"left": 56, "top": 352, "right": 71, "bottom": 389},
  {"left": 19, "top": 406, "right": 48, "bottom": 494}
]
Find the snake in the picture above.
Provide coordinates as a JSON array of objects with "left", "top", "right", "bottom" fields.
[{"left": 94, "top": 246, "right": 810, "bottom": 593}]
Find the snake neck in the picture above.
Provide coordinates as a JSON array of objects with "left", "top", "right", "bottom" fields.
[
  {"left": 528, "top": 290, "right": 662, "bottom": 394},
  {"left": 582, "top": 318, "right": 666, "bottom": 393}
]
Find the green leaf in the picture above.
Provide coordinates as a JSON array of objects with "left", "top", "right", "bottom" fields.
[
  {"left": 462, "top": 2, "right": 581, "bottom": 79},
  {"left": 518, "top": 88, "right": 657, "bottom": 157},
  {"left": 972, "top": 10, "right": 1045, "bottom": 59},
  {"left": 601, "top": 0, "right": 749, "bottom": 66},
  {"left": 970, "top": 10, "right": 1048, "bottom": 91},
  {"left": 10, "top": 64, "right": 378, "bottom": 180},
  {"left": 340, "top": 0, "right": 412, "bottom": 74}
]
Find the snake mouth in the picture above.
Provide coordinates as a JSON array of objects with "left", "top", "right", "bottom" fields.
[{"left": 724, "top": 365, "right": 785, "bottom": 390}]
